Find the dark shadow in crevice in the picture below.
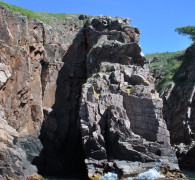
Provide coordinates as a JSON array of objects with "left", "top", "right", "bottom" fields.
[{"left": 33, "top": 27, "right": 89, "bottom": 179}]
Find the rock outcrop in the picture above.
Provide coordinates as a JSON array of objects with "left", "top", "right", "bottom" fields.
[
  {"left": 164, "top": 44, "right": 195, "bottom": 169},
  {"left": 146, "top": 44, "right": 195, "bottom": 170},
  {"left": 0, "top": 4, "right": 179, "bottom": 179},
  {"left": 0, "top": 5, "right": 87, "bottom": 179},
  {"left": 79, "top": 18, "right": 178, "bottom": 178}
]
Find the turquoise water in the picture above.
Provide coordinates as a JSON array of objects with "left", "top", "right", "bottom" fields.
[{"left": 182, "top": 170, "right": 195, "bottom": 179}]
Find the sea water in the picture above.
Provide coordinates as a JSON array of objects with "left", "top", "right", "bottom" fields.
[
  {"left": 126, "top": 168, "right": 165, "bottom": 179},
  {"left": 100, "top": 172, "right": 118, "bottom": 180},
  {"left": 182, "top": 170, "right": 195, "bottom": 179},
  {"left": 45, "top": 169, "right": 195, "bottom": 180},
  {"left": 99, "top": 168, "right": 194, "bottom": 180},
  {"left": 98, "top": 168, "right": 166, "bottom": 180}
]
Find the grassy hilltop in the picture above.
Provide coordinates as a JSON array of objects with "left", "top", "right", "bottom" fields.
[{"left": 0, "top": 1, "right": 79, "bottom": 24}]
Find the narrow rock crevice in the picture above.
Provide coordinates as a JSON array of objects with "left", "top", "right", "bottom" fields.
[
  {"left": 40, "top": 60, "right": 49, "bottom": 98},
  {"left": 33, "top": 27, "right": 89, "bottom": 179}
]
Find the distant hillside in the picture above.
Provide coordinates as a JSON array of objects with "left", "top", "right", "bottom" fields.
[{"left": 145, "top": 50, "right": 185, "bottom": 97}]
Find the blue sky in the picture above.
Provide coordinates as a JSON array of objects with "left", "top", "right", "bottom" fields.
[{"left": 1, "top": 0, "right": 195, "bottom": 54}]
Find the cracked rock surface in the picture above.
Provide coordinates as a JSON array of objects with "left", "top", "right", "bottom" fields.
[
  {"left": 79, "top": 17, "right": 178, "bottom": 178},
  {"left": 0, "top": 4, "right": 179, "bottom": 179}
]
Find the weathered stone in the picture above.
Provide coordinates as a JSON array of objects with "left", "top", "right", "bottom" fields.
[
  {"left": 123, "top": 67, "right": 133, "bottom": 82},
  {"left": 0, "top": 62, "right": 11, "bottom": 88},
  {"left": 79, "top": 16, "right": 177, "bottom": 177},
  {"left": 0, "top": 4, "right": 179, "bottom": 179},
  {"left": 0, "top": 118, "right": 40, "bottom": 179},
  {"left": 130, "top": 74, "right": 149, "bottom": 86},
  {"left": 0, "top": 4, "right": 88, "bottom": 179},
  {"left": 157, "top": 44, "right": 195, "bottom": 169},
  {"left": 109, "top": 70, "right": 124, "bottom": 84},
  {"left": 0, "top": 117, "right": 18, "bottom": 145}
]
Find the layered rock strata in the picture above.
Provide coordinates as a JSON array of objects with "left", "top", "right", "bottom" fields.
[
  {"left": 0, "top": 5, "right": 87, "bottom": 179},
  {"left": 79, "top": 18, "right": 178, "bottom": 178},
  {"left": 0, "top": 4, "right": 179, "bottom": 179}
]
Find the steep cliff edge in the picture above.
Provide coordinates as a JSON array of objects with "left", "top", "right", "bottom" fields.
[
  {"left": 0, "top": 4, "right": 87, "bottom": 179},
  {"left": 146, "top": 45, "right": 195, "bottom": 170},
  {"left": 0, "top": 4, "right": 180, "bottom": 179}
]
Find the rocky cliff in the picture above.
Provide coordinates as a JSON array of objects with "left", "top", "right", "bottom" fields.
[
  {"left": 0, "top": 5, "right": 87, "bottom": 179},
  {"left": 146, "top": 45, "right": 195, "bottom": 170},
  {"left": 0, "top": 4, "right": 180, "bottom": 180},
  {"left": 164, "top": 45, "right": 195, "bottom": 170}
]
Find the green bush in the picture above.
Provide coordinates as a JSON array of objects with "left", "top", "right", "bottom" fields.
[{"left": 175, "top": 26, "right": 195, "bottom": 42}]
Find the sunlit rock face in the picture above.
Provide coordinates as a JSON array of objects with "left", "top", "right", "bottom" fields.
[
  {"left": 0, "top": 4, "right": 178, "bottom": 179},
  {"left": 0, "top": 5, "right": 87, "bottom": 179},
  {"left": 79, "top": 17, "right": 178, "bottom": 178}
]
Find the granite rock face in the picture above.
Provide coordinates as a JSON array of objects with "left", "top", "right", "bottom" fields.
[
  {"left": 0, "top": 5, "right": 87, "bottom": 179},
  {"left": 0, "top": 4, "right": 179, "bottom": 179},
  {"left": 0, "top": 104, "right": 42, "bottom": 179},
  {"left": 79, "top": 17, "right": 178, "bottom": 178}
]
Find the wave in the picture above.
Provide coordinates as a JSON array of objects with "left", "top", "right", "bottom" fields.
[{"left": 101, "top": 168, "right": 165, "bottom": 180}]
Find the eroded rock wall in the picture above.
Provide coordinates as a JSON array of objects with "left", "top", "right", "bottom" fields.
[
  {"left": 0, "top": 5, "right": 87, "bottom": 179},
  {"left": 163, "top": 44, "right": 195, "bottom": 169},
  {"left": 146, "top": 44, "right": 195, "bottom": 170},
  {"left": 0, "top": 5, "right": 179, "bottom": 179},
  {"left": 79, "top": 18, "right": 178, "bottom": 178}
]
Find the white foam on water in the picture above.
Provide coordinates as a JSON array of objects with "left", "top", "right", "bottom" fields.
[
  {"left": 126, "top": 168, "right": 165, "bottom": 180},
  {"left": 136, "top": 168, "right": 165, "bottom": 179},
  {"left": 100, "top": 172, "right": 118, "bottom": 180}
]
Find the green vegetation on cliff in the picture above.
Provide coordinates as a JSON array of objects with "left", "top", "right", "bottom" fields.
[
  {"left": 36, "top": 12, "right": 74, "bottom": 23},
  {"left": 147, "top": 25, "right": 195, "bottom": 98},
  {"left": 0, "top": 1, "right": 49, "bottom": 22},
  {"left": 175, "top": 26, "right": 195, "bottom": 42},
  {"left": 145, "top": 50, "right": 185, "bottom": 97},
  {"left": 0, "top": 1, "right": 74, "bottom": 24}
]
